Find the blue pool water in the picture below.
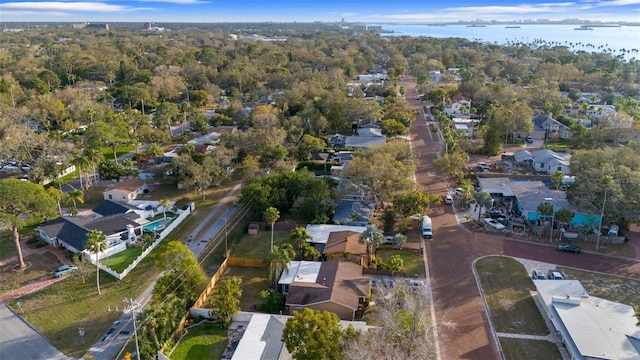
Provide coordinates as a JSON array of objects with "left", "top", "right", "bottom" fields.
[{"left": 143, "top": 219, "right": 171, "bottom": 232}]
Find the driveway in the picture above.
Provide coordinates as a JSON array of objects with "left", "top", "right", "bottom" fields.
[{"left": 403, "top": 75, "right": 640, "bottom": 360}]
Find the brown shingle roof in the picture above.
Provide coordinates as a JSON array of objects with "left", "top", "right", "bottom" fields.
[
  {"left": 285, "top": 260, "right": 368, "bottom": 312},
  {"left": 106, "top": 178, "right": 145, "bottom": 192},
  {"left": 324, "top": 231, "right": 367, "bottom": 256}
]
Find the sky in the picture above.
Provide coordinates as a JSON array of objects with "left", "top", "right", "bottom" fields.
[{"left": 0, "top": 0, "right": 639, "bottom": 23}]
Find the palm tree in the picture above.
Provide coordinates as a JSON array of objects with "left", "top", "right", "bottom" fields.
[
  {"left": 358, "top": 224, "right": 385, "bottom": 264},
  {"left": 393, "top": 233, "right": 407, "bottom": 250},
  {"left": 68, "top": 188, "right": 84, "bottom": 209},
  {"left": 289, "top": 227, "right": 312, "bottom": 258},
  {"left": 85, "top": 229, "right": 107, "bottom": 295},
  {"left": 158, "top": 198, "right": 170, "bottom": 224},
  {"left": 144, "top": 143, "right": 165, "bottom": 161},
  {"left": 263, "top": 207, "right": 280, "bottom": 250},
  {"left": 266, "top": 245, "right": 292, "bottom": 287},
  {"left": 83, "top": 148, "right": 104, "bottom": 182},
  {"left": 473, "top": 191, "right": 492, "bottom": 221},
  {"left": 72, "top": 155, "right": 92, "bottom": 190}
]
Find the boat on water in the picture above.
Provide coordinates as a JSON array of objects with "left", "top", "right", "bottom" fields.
[
  {"left": 505, "top": 26, "right": 521, "bottom": 28},
  {"left": 466, "top": 24, "right": 487, "bottom": 27},
  {"left": 574, "top": 27, "right": 594, "bottom": 30}
]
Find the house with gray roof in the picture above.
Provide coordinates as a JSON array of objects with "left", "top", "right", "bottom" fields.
[
  {"left": 212, "top": 312, "right": 368, "bottom": 360},
  {"left": 531, "top": 114, "right": 571, "bottom": 139},
  {"left": 328, "top": 126, "right": 386, "bottom": 150},
  {"left": 37, "top": 214, "right": 141, "bottom": 255},
  {"left": 530, "top": 149, "right": 571, "bottom": 175}
]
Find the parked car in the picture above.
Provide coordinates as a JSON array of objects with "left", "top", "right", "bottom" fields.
[
  {"left": 548, "top": 270, "right": 564, "bottom": 280},
  {"left": 444, "top": 195, "right": 453, "bottom": 205},
  {"left": 53, "top": 265, "right": 78, "bottom": 278},
  {"left": 483, "top": 218, "right": 506, "bottom": 231},
  {"left": 557, "top": 244, "right": 582, "bottom": 254},
  {"left": 525, "top": 136, "right": 534, "bottom": 143},
  {"left": 531, "top": 270, "right": 546, "bottom": 280},
  {"left": 454, "top": 187, "right": 465, "bottom": 197}
]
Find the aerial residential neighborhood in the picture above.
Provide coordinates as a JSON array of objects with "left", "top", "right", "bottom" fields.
[{"left": 0, "top": 17, "right": 639, "bottom": 360}]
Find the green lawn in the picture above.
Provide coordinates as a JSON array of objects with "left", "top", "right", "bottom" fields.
[
  {"left": 476, "top": 257, "right": 549, "bottom": 335},
  {"left": 169, "top": 323, "right": 227, "bottom": 360},
  {"left": 100, "top": 246, "right": 143, "bottom": 273},
  {"left": 376, "top": 249, "right": 425, "bottom": 278},
  {"left": 0, "top": 231, "right": 16, "bottom": 259},
  {"left": 231, "top": 230, "right": 291, "bottom": 259},
  {"left": 220, "top": 266, "right": 270, "bottom": 311},
  {"left": 12, "top": 245, "right": 160, "bottom": 357},
  {"left": 101, "top": 145, "right": 136, "bottom": 160},
  {"left": 500, "top": 338, "right": 562, "bottom": 360}
]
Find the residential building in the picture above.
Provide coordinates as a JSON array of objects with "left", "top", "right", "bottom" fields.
[
  {"left": 444, "top": 95, "right": 471, "bottom": 116},
  {"left": 531, "top": 114, "right": 571, "bottom": 139},
  {"left": 531, "top": 149, "right": 571, "bottom": 175},
  {"left": 103, "top": 178, "right": 148, "bottom": 201},
  {"left": 328, "top": 126, "right": 386, "bottom": 150},
  {"left": 323, "top": 230, "right": 368, "bottom": 265},
  {"left": 451, "top": 117, "right": 480, "bottom": 137},
  {"left": 305, "top": 224, "right": 367, "bottom": 252},
  {"left": 215, "top": 312, "right": 367, "bottom": 360},
  {"left": 534, "top": 280, "right": 640, "bottom": 360},
  {"left": 477, "top": 177, "right": 600, "bottom": 225},
  {"left": 37, "top": 214, "right": 140, "bottom": 255},
  {"left": 279, "top": 259, "right": 370, "bottom": 320}
]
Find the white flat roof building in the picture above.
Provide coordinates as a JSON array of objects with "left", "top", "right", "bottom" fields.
[
  {"left": 535, "top": 280, "right": 640, "bottom": 360},
  {"left": 278, "top": 261, "right": 322, "bottom": 286},
  {"left": 304, "top": 224, "right": 366, "bottom": 244}
]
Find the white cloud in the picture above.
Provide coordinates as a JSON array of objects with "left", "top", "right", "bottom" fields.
[
  {"left": 595, "top": 0, "right": 640, "bottom": 5},
  {"left": 0, "top": 1, "right": 133, "bottom": 12},
  {"left": 134, "top": 0, "right": 210, "bottom": 4}
]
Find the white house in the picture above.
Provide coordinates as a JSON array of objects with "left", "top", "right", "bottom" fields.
[
  {"left": 451, "top": 117, "right": 480, "bottom": 137},
  {"left": 444, "top": 95, "right": 471, "bottom": 116},
  {"left": 534, "top": 280, "right": 640, "bottom": 360},
  {"left": 531, "top": 149, "right": 571, "bottom": 175},
  {"left": 103, "top": 178, "right": 148, "bottom": 201}
]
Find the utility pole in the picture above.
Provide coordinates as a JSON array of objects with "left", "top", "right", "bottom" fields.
[{"left": 123, "top": 298, "right": 142, "bottom": 360}]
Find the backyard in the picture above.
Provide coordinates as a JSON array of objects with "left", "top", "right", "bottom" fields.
[{"left": 168, "top": 323, "right": 227, "bottom": 360}]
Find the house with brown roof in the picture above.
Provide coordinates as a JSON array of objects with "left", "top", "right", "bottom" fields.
[
  {"left": 103, "top": 178, "right": 147, "bottom": 201},
  {"left": 278, "top": 259, "right": 370, "bottom": 321},
  {"left": 324, "top": 231, "right": 368, "bottom": 266}
]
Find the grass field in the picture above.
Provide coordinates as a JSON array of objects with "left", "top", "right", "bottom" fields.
[
  {"left": 376, "top": 249, "right": 426, "bottom": 278},
  {"left": 231, "top": 230, "right": 292, "bottom": 259},
  {"left": 100, "top": 246, "right": 143, "bottom": 273},
  {"left": 220, "top": 266, "right": 270, "bottom": 311},
  {"left": 500, "top": 338, "right": 562, "bottom": 360},
  {"left": 169, "top": 323, "right": 227, "bottom": 360},
  {"left": 476, "top": 256, "right": 548, "bottom": 335},
  {"left": 14, "top": 253, "right": 158, "bottom": 358}
]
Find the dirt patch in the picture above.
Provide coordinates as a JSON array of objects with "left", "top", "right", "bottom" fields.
[{"left": 0, "top": 251, "right": 61, "bottom": 292}]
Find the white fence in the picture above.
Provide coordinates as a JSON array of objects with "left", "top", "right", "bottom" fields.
[{"left": 91, "top": 202, "right": 195, "bottom": 280}]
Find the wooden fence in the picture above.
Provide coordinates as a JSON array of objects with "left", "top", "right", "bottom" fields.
[{"left": 228, "top": 257, "right": 265, "bottom": 267}]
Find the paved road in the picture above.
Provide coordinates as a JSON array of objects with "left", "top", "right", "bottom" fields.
[
  {"left": 0, "top": 302, "right": 73, "bottom": 360},
  {"left": 402, "top": 75, "right": 640, "bottom": 360}
]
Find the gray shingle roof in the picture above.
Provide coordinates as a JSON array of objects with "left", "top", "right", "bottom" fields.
[{"left": 92, "top": 200, "right": 137, "bottom": 216}]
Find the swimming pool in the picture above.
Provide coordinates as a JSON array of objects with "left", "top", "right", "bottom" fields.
[{"left": 143, "top": 218, "right": 172, "bottom": 232}]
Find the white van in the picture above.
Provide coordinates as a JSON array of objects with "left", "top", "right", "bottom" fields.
[
  {"left": 422, "top": 215, "right": 433, "bottom": 239},
  {"left": 608, "top": 224, "right": 619, "bottom": 236}
]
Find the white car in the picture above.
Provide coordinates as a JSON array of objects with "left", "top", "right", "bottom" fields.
[
  {"left": 483, "top": 218, "right": 506, "bottom": 230},
  {"left": 444, "top": 195, "right": 453, "bottom": 204}
]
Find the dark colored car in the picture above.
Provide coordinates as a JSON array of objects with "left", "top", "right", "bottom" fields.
[
  {"left": 53, "top": 265, "right": 78, "bottom": 278},
  {"left": 556, "top": 244, "right": 581, "bottom": 254}
]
